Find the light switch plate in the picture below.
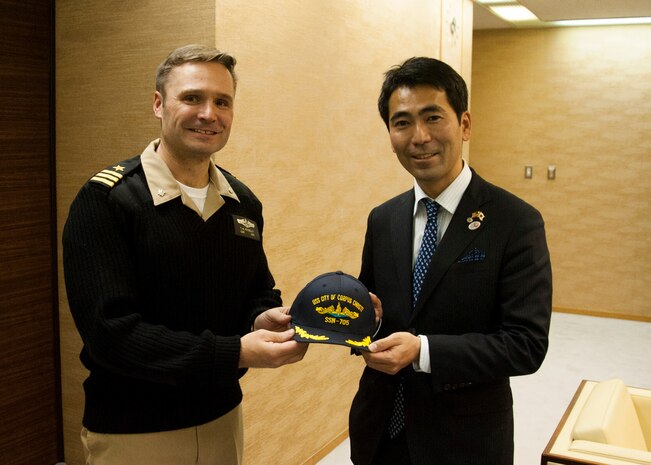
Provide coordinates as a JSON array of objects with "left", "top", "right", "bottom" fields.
[{"left": 525, "top": 165, "right": 533, "bottom": 179}]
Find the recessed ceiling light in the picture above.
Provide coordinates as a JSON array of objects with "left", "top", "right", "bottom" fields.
[
  {"left": 550, "top": 17, "right": 651, "bottom": 27},
  {"left": 489, "top": 4, "right": 539, "bottom": 22}
]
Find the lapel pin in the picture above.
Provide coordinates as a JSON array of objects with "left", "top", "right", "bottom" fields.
[
  {"left": 467, "top": 211, "right": 485, "bottom": 230},
  {"left": 157, "top": 188, "right": 166, "bottom": 197}
]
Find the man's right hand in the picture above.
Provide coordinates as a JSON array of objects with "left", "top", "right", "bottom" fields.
[
  {"left": 362, "top": 331, "right": 421, "bottom": 375},
  {"left": 239, "top": 328, "right": 308, "bottom": 368}
]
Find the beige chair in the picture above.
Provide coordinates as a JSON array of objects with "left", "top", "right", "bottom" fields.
[{"left": 542, "top": 378, "right": 651, "bottom": 465}]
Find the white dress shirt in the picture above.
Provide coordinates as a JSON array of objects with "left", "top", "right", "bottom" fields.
[{"left": 412, "top": 162, "right": 472, "bottom": 373}]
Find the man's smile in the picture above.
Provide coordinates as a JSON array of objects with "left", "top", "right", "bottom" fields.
[
  {"left": 189, "top": 128, "right": 219, "bottom": 135},
  {"left": 411, "top": 152, "right": 438, "bottom": 160}
]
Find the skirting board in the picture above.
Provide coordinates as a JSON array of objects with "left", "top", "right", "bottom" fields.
[
  {"left": 300, "top": 428, "right": 349, "bottom": 465},
  {"left": 553, "top": 307, "right": 651, "bottom": 323}
]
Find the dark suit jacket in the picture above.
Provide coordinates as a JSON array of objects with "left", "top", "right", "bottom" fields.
[{"left": 349, "top": 170, "right": 552, "bottom": 465}]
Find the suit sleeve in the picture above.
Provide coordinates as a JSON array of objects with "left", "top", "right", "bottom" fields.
[{"left": 359, "top": 211, "right": 377, "bottom": 293}]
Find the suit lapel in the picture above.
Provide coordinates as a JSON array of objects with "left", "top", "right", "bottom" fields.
[
  {"left": 410, "top": 173, "right": 491, "bottom": 321},
  {"left": 390, "top": 191, "right": 415, "bottom": 322}
]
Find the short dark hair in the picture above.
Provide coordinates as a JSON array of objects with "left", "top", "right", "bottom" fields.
[
  {"left": 378, "top": 57, "right": 468, "bottom": 128},
  {"left": 155, "top": 44, "right": 237, "bottom": 96}
]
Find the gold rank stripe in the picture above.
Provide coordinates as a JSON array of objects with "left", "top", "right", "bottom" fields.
[
  {"left": 96, "top": 170, "right": 122, "bottom": 182},
  {"left": 90, "top": 176, "right": 115, "bottom": 187},
  {"left": 90, "top": 169, "right": 124, "bottom": 187}
]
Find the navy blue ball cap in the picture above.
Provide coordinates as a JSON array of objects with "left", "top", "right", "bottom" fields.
[{"left": 289, "top": 271, "right": 375, "bottom": 350}]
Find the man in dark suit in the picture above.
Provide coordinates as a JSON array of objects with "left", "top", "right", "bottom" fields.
[{"left": 348, "top": 57, "right": 552, "bottom": 465}]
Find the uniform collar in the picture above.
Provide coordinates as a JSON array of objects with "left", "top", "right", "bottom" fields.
[{"left": 140, "top": 139, "right": 240, "bottom": 220}]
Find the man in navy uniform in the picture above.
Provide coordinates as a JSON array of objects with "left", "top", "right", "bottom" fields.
[{"left": 63, "top": 44, "right": 307, "bottom": 465}]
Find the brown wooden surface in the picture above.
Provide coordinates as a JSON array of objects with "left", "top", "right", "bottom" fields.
[{"left": 0, "top": 0, "right": 62, "bottom": 463}]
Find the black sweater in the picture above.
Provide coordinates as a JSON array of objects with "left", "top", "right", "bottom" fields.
[{"left": 63, "top": 156, "right": 282, "bottom": 433}]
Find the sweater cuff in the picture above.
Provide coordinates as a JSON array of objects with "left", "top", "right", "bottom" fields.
[{"left": 212, "top": 335, "right": 242, "bottom": 386}]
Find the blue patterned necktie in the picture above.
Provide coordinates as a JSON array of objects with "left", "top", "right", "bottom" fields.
[
  {"left": 412, "top": 198, "right": 439, "bottom": 309},
  {"left": 388, "top": 198, "right": 439, "bottom": 439}
]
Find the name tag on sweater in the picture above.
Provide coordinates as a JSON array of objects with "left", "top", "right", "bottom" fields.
[{"left": 232, "top": 215, "right": 260, "bottom": 241}]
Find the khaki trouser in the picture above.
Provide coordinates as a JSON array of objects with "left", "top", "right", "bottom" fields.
[{"left": 81, "top": 404, "right": 243, "bottom": 465}]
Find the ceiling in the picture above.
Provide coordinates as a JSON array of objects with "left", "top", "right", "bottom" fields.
[{"left": 474, "top": 0, "right": 651, "bottom": 29}]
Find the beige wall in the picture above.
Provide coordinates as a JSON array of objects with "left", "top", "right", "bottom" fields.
[
  {"left": 56, "top": 1, "right": 472, "bottom": 464},
  {"left": 471, "top": 26, "right": 651, "bottom": 320}
]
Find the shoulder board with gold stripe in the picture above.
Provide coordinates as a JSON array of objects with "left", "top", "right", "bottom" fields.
[{"left": 89, "top": 157, "right": 140, "bottom": 189}]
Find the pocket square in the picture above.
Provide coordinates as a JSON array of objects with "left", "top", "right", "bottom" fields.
[{"left": 457, "top": 248, "right": 486, "bottom": 263}]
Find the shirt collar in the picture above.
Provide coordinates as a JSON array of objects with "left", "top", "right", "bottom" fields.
[
  {"left": 413, "top": 161, "right": 472, "bottom": 216},
  {"left": 140, "top": 139, "right": 240, "bottom": 220}
]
